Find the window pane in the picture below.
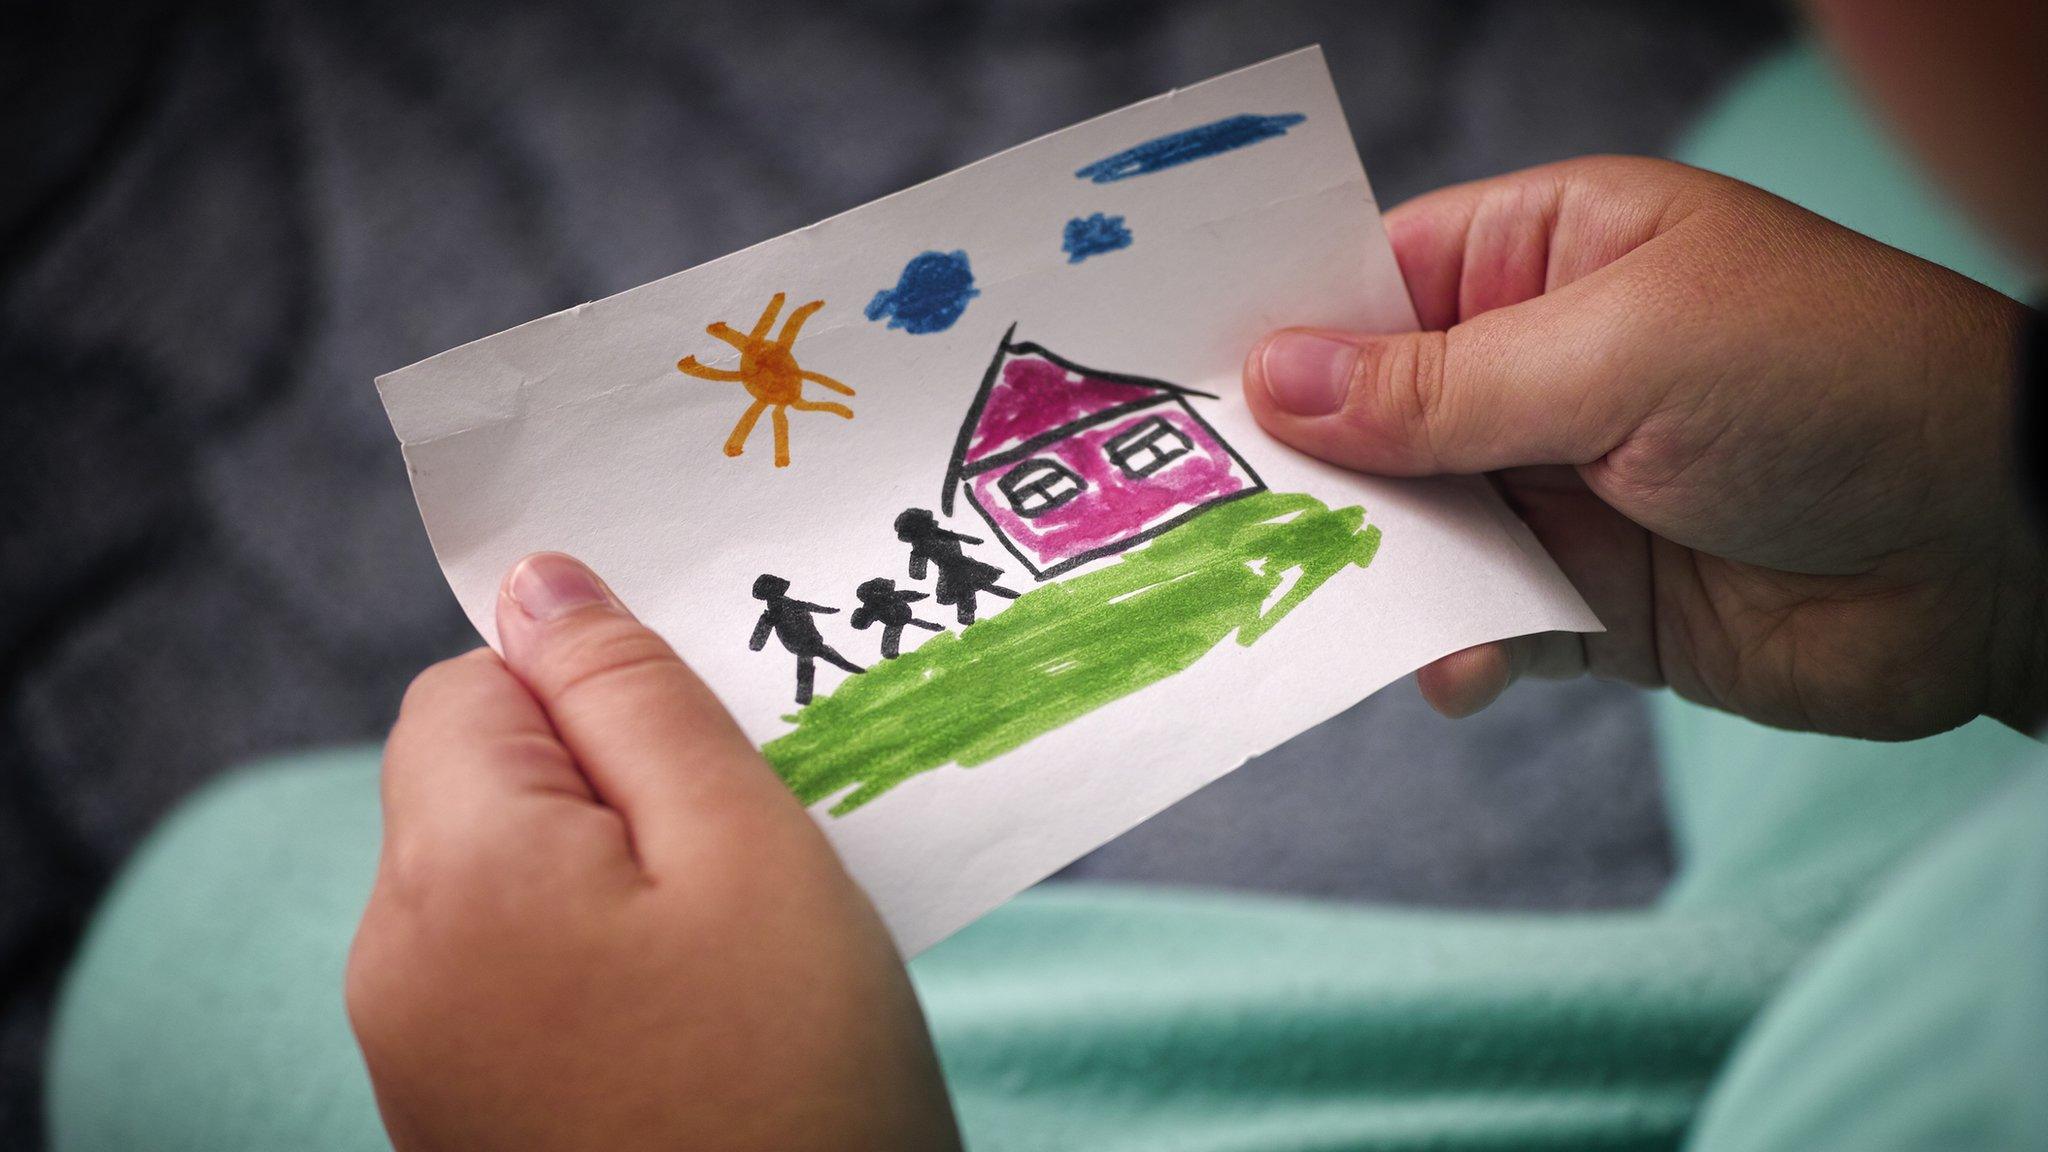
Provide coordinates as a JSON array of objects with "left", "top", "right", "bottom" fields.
[
  {"left": 1106, "top": 416, "right": 1193, "bottom": 478},
  {"left": 999, "top": 458, "right": 1084, "bottom": 516}
]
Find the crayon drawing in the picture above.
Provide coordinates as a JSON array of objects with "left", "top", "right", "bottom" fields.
[
  {"left": 943, "top": 328, "right": 1266, "bottom": 579},
  {"left": 1063, "top": 213, "right": 1133, "bottom": 263},
  {"left": 850, "top": 578, "right": 945, "bottom": 660},
  {"left": 756, "top": 327, "right": 1380, "bottom": 815},
  {"left": 894, "top": 509, "right": 1020, "bottom": 623},
  {"left": 765, "top": 489, "right": 1379, "bottom": 814},
  {"left": 749, "top": 574, "right": 863, "bottom": 705},
  {"left": 1075, "top": 112, "right": 1307, "bottom": 183},
  {"left": 380, "top": 49, "right": 1603, "bottom": 954},
  {"left": 866, "top": 250, "right": 981, "bottom": 334},
  {"left": 676, "top": 292, "right": 855, "bottom": 467}
]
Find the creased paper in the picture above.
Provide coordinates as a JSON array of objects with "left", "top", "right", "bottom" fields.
[{"left": 377, "top": 47, "right": 1601, "bottom": 955}]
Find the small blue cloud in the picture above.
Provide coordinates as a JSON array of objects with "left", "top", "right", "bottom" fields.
[
  {"left": 1062, "top": 213, "right": 1133, "bottom": 264},
  {"left": 866, "top": 250, "right": 980, "bottom": 335}
]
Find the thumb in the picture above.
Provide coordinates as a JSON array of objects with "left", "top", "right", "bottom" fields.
[
  {"left": 1243, "top": 286, "right": 1655, "bottom": 476},
  {"left": 495, "top": 552, "right": 810, "bottom": 858}
]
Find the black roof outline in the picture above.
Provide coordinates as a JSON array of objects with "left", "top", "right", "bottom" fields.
[{"left": 939, "top": 326, "right": 1217, "bottom": 515}]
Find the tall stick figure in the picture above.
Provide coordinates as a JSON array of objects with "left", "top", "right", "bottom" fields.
[{"left": 894, "top": 508, "right": 1019, "bottom": 625}]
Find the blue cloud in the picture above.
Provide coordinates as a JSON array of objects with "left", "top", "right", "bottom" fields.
[
  {"left": 1062, "top": 213, "right": 1133, "bottom": 264},
  {"left": 866, "top": 250, "right": 980, "bottom": 335},
  {"left": 1075, "top": 112, "right": 1307, "bottom": 184}
]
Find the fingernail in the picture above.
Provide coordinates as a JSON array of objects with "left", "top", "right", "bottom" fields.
[
  {"left": 504, "top": 553, "right": 613, "bottom": 622},
  {"left": 1259, "top": 332, "right": 1357, "bottom": 416}
]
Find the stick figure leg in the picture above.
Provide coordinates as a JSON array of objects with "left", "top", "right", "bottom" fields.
[
  {"left": 795, "top": 654, "right": 815, "bottom": 705},
  {"left": 880, "top": 624, "right": 903, "bottom": 659},
  {"left": 819, "top": 646, "right": 864, "bottom": 676}
]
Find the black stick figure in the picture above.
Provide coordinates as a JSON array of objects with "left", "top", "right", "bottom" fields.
[
  {"left": 894, "top": 508, "right": 1020, "bottom": 625},
  {"left": 849, "top": 577, "right": 945, "bottom": 659},
  {"left": 748, "top": 574, "right": 862, "bottom": 705}
]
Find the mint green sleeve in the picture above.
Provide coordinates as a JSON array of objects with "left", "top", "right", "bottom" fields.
[{"left": 1683, "top": 763, "right": 2048, "bottom": 1152}]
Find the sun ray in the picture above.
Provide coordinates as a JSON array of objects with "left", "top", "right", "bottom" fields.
[
  {"left": 676, "top": 356, "right": 745, "bottom": 381},
  {"left": 789, "top": 398, "right": 854, "bottom": 419},
  {"left": 725, "top": 398, "right": 769, "bottom": 457},
  {"left": 799, "top": 369, "right": 854, "bottom": 395},
  {"left": 771, "top": 406, "right": 791, "bottom": 468},
  {"left": 749, "top": 292, "right": 788, "bottom": 341},
  {"left": 706, "top": 322, "right": 751, "bottom": 351},
  {"left": 777, "top": 299, "right": 826, "bottom": 347}
]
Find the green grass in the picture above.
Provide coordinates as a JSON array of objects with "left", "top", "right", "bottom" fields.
[{"left": 764, "top": 490, "right": 1381, "bottom": 814}]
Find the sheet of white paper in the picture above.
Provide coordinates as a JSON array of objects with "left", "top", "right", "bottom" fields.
[{"left": 377, "top": 47, "right": 1600, "bottom": 956}]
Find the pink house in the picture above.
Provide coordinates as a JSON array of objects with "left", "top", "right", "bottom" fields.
[{"left": 940, "top": 329, "right": 1265, "bottom": 578}]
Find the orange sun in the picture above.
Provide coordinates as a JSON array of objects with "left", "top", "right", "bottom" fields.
[{"left": 676, "top": 292, "right": 854, "bottom": 468}]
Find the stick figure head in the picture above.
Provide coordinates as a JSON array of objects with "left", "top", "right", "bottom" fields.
[
  {"left": 856, "top": 577, "right": 896, "bottom": 602},
  {"left": 752, "top": 573, "right": 790, "bottom": 600},
  {"left": 894, "top": 507, "right": 936, "bottom": 540}
]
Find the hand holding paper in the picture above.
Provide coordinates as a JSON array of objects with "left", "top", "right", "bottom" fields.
[
  {"left": 350, "top": 553, "right": 961, "bottom": 1152},
  {"left": 1244, "top": 155, "right": 2044, "bottom": 741},
  {"left": 376, "top": 48, "right": 1600, "bottom": 953}
]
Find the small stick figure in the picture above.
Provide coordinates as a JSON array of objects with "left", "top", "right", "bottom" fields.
[
  {"left": 850, "top": 577, "right": 945, "bottom": 659},
  {"left": 893, "top": 508, "right": 1020, "bottom": 625},
  {"left": 748, "top": 574, "right": 862, "bottom": 705}
]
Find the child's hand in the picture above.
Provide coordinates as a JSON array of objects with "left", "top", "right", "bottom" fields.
[
  {"left": 346, "top": 553, "right": 962, "bottom": 1152},
  {"left": 1247, "top": 156, "right": 2044, "bottom": 740}
]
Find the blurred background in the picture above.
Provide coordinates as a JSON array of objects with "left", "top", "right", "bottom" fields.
[{"left": 2, "top": 0, "right": 1792, "bottom": 1145}]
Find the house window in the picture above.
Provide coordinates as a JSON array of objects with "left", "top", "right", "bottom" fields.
[
  {"left": 999, "top": 458, "right": 1085, "bottom": 516},
  {"left": 1105, "top": 416, "right": 1194, "bottom": 478}
]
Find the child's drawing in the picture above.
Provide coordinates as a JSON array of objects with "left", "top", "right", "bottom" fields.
[
  {"left": 941, "top": 328, "right": 1266, "bottom": 578},
  {"left": 866, "top": 250, "right": 981, "bottom": 334},
  {"left": 1075, "top": 112, "right": 1307, "bottom": 184},
  {"left": 756, "top": 327, "right": 1380, "bottom": 815},
  {"left": 379, "top": 50, "right": 1604, "bottom": 956},
  {"left": 893, "top": 508, "right": 1020, "bottom": 624},
  {"left": 850, "top": 578, "right": 945, "bottom": 659},
  {"left": 766, "top": 490, "right": 1380, "bottom": 814},
  {"left": 676, "top": 292, "right": 855, "bottom": 467},
  {"left": 749, "top": 574, "right": 864, "bottom": 705},
  {"left": 1063, "top": 213, "right": 1133, "bottom": 263}
]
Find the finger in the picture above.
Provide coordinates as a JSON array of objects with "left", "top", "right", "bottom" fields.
[
  {"left": 494, "top": 552, "right": 808, "bottom": 851},
  {"left": 1384, "top": 172, "right": 1561, "bottom": 331},
  {"left": 1493, "top": 467, "right": 1664, "bottom": 687},
  {"left": 1415, "top": 631, "right": 1590, "bottom": 719},
  {"left": 381, "top": 648, "right": 613, "bottom": 861},
  {"left": 1383, "top": 156, "right": 1715, "bottom": 329},
  {"left": 1415, "top": 642, "right": 1514, "bottom": 718},
  {"left": 1246, "top": 159, "right": 1733, "bottom": 476},
  {"left": 1244, "top": 278, "right": 1658, "bottom": 476}
]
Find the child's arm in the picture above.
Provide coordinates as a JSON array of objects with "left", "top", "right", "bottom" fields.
[{"left": 351, "top": 553, "right": 961, "bottom": 1152}]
